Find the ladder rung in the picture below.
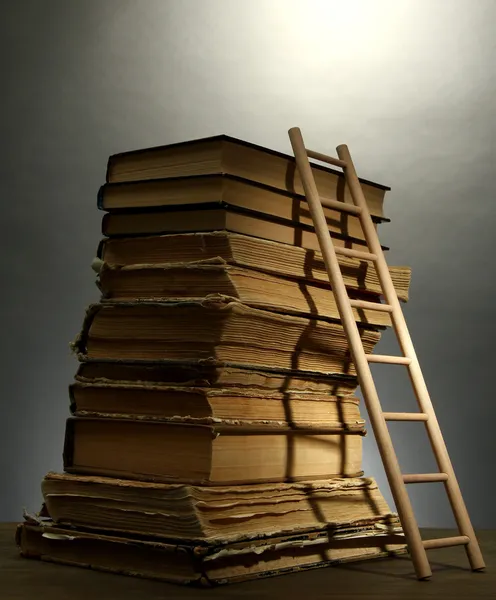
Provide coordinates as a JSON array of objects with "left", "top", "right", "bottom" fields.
[
  {"left": 320, "top": 196, "right": 362, "bottom": 215},
  {"left": 366, "top": 355, "right": 412, "bottom": 365},
  {"left": 307, "top": 148, "right": 348, "bottom": 169},
  {"left": 403, "top": 473, "right": 449, "bottom": 484},
  {"left": 423, "top": 536, "right": 470, "bottom": 550},
  {"left": 334, "top": 247, "right": 377, "bottom": 261},
  {"left": 383, "top": 412, "right": 429, "bottom": 422},
  {"left": 349, "top": 299, "right": 393, "bottom": 313}
]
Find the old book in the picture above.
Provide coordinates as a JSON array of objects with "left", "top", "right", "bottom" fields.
[
  {"left": 17, "top": 521, "right": 406, "bottom": 586},
  {"left": 98, "top": 231, "right": 410, "bottom": 301},
  {"left": 69, "top": 382, "right": 364, "bottom": 428},
  {"left": 105, "top": 135, "right": 388, "bottom": 219},
  {"left": 42, "top": 473, "right": 395, "bottom": 543},
  {"left": 101, "top": 205, "right": 377, "bottom": 253},
  {"left": 63, "top": 417, "right": 364, "bottom": 484},
  {"left": 99, "top": 174, "right": 380, "bottom": 241},
  {"left": 72, "top": 299, "right": 381, "bottom": 376},
  {"left": 75, "top": 362, "right": 359, "bottom": 396},
  {"left": 97, "top": 264, "right": 393, "bottom": 327}
]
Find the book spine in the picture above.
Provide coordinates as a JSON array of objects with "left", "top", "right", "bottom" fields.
[
  {"left": 105, "top": 158, "right": 112, "bottom": 184},
  {"left": 101, "top": 213, "right": 109, "bottom": 236},
  {"left": 68, "top": 384, "right": 77, "bottom": 415},
  {"left": 96, "top": 239, "right": 105, "bottom": 259},
  {"left": 97, "top": 185, "right": 105, "bottom": 211},
  {"left": 62, "top": 418, "right": 75, "bottom": 469}
]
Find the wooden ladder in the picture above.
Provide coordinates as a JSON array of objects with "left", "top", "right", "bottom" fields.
[{"left": 288, "top": 127, "right": 485, "bottom": 580}]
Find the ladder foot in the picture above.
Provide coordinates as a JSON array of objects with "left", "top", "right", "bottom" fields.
[
  {"left": 467, "top": 550, "right": 486, "bottom": 572},
  {"left": 414, "top": 566, "right": 433, "bottom": 581}
]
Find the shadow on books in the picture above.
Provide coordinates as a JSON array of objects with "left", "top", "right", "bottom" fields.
[{"left": 279, "top": 278, "right": 363, "bottom": 481}]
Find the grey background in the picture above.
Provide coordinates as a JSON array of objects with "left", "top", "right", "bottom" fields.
[{"left": 1, "top": 0, "right": 495, "bottom": 526}]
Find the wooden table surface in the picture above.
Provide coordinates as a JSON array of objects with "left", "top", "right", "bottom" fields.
[{"left": 1, "top": 523, "right": 494, "bottom": 599}]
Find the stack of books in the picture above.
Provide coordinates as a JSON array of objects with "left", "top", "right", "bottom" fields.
[{"left": 17, "top": 135, "right": 411, "bottom": 586}]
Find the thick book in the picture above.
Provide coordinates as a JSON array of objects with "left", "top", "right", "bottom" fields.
[
  {"left": 17, "top": 521, "right": 405, "bottom": 586},
  {"left": 97, "top": 263, "right": 393, "bottom": 327},
  {"left": 98, "top": 231, "right": 410, "bottom": 301},
  {"left": 41, "top": 473, "right": 396, "bottom": 543},
  {"left": 63, "top": 417, "right": 364, "bottom": 484},
  {"left": 69, "top": 382, "right": 363, "bottom": 427},
  {"left": 101, "top": 204, "right": 377, "bottom": 253},
  {"left": 72, "top": 299, "right": 381, "bottom": 376},
  {"left": 75, "top": 362, "right": 360, "bottom": 396},
  {"left": 98, "top": 173, "right": 381, "bottom": 241},
  {"left": 105, "top": 134, "right": 389, "bottom": 219}
]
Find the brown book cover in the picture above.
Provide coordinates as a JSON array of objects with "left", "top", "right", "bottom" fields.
[
  {"left": 62, "top": 417, "right": 365, "bottom": 484},
  {"left": 69, "top": 382, "right": 364, "bottom": 427},
  {"left": 71, "top": 299, "right": 381, "bottom": 376},
  {"left": 75, "top": 361, "right": 360, "bottom": 396},
  {"left": 97, "top": 231, "right": 410, "bottom": 301},
  {"left": 101, "top": 205, "right": 377, "bottom": 253},
  {"left": 41, "top": 472, "right": 397, "bottom": 543},
  {"left": 17, "top": 520, "right": 405, "bottom": 586},
  {"left": 97, "top": 264, "right": 394, "bottom": 327}
]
